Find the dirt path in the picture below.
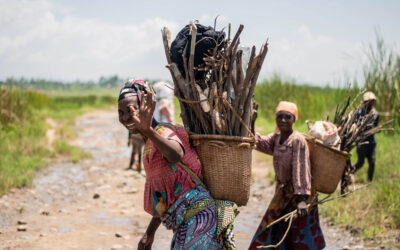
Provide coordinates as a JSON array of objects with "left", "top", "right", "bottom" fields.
[{"left": 0, "top": 110, "right": 366, "bottom": 249}]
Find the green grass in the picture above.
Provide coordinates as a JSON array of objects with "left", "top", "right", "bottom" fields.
[
  {"left": 53, "top": 139, "right": 91, "bottom": 163},
  {"left": 254, "top": 75, "right": 358, "bottom": 123},
  {"left": 0, "top": 86, "right": 115, "bottom": 195},
  {"left": 319, "top": 132, "right": 400, "bottom": 239},
  {"left": 0, "top": 119, "right": 51, "bottom": 193}
]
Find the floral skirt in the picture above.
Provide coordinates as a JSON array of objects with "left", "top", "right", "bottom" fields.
[
  {"left": 249, "top": 184, "right": 325, "bottom": 250},
  {"left": 161, "top": 185, "right": 234, "bottom": 250}
]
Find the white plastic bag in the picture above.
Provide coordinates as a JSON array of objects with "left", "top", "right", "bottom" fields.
[{"left": 308, "top": 121, "right": 341, "bottom": 147}]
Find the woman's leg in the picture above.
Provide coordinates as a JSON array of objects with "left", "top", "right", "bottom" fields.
[{"left": 367, "top": 144, "right": 376, "bottom": 181}]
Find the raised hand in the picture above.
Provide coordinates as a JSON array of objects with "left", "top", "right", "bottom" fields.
[
  {"left": 129, "top": 89, "right": 156, "bottom": 133},
  {"left": 296, "top": 201, "right": 308, "bottom": 217}
]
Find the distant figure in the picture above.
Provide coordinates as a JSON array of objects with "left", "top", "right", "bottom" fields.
[
  {"left": 127, "top": 132, "right": 144, "bottom": 172},
  {"left": 153, "top": 81, "right": 175, "bottom": 123},
  {"left": 353, "top": 91, "right": 379, "bottom": 181}
]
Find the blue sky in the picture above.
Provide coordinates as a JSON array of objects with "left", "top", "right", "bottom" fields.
[{"left": 1, "top": 0, "right": 399, "bottom": 86}]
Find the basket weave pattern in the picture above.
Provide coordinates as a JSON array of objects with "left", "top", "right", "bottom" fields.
[
  {"left": 304, "top": 135, "right": 349, "bottom": 194},
  {"left": 190, "top": 135, "right": 253, "bottom": 206}
]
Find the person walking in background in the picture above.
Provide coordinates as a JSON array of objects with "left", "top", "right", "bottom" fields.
[
  {"left": 353, "top": 91, "right": 379, "bottom": 181},
  {"left": 127, "top": 131, "right": 144, "bottom": 172},
  {"left": 153, "top": 81, "right": 175, "bottom": 123},
  {"left": 249, "top": 101, "right": 325, "bottom": 250}
]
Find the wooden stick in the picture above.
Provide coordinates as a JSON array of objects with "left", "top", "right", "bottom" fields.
[
  {"left": 231, "top": 49, "right": 243, "bottom": 131},
  {"left": 182, "top": 43, "right": 190, "bottom": 82},
  {"left": 235, "top": 50, "right": 244, "bottom": 98},
  {"left": 161, "top": 27, "right": 172, "bottom": 64},
  {"left": 235, "top": 46, "right": 255, "bottom": 113},
  {"left": 228, "top": 23, "right": 231, "bottom": 41},
  {"left": 166, "top": 63, "right": 189, "bottom": 99},
  {"left": 230, "top": 25, "right": 244, "bottom": 52},
  {"left": 222, "top": 97, "right": 255, "bottom": 138},
  {"left": 241, "top": 42, "right": 269, "bottom": 136},
  {"left": 235, "top": 52, "right": 257, "bottom": 135},
  {"left": 210, "top": 82, "right": 216, "bottom": 134},
  {"left": 189, "top": 23, "right": 197, "bottom": 83}
]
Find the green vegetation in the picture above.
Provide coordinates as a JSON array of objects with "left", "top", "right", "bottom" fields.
[
  {"left": 363, "top": 33, "right": 400, "bottom": 128},
  {"left": 53, "top": 140, "right": 91, "bottom": 163},
  {"left": 1, "top": 75, "right": 123, "bottom": 92},
  {"left": 0, "top": 87, "right": 52, "bottom": 193},
  {"left": 320, "top": 133, "right": 399, "bottom": 240},
  {"left": 254, "top": 75, "right": 357, "bottom": 123},
  {"left": 0, "top": 85, "right": 116, "bottom": 195}
]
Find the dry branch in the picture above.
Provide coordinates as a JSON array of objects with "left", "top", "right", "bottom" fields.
[{"left": 161, "top": 23, "right": 269, "bottom": 137}]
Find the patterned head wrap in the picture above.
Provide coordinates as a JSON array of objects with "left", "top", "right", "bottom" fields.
[
  {"left": 276, "top": 101, "right": 298, "bottom": 121},
  {"left": 118, "top": 79, "right": 148, "bottom": 102}
]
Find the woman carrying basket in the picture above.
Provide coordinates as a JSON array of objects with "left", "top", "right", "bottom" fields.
[
  {"left": 249, "top": 101, "right": 325, "bottom": 250},
  {"left": 118, "top": 79, "right": 236, "bottom": 250}
]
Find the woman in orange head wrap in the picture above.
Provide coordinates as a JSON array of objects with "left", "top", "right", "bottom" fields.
[{"left": 249, "top": 101, "right": 325, "bottom": 250}]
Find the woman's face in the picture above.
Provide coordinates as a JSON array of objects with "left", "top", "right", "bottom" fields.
[
  {"left": 276, "top": 111, "right": 295, "bottom": 133},
  {"left": 364, "top": 99, "right": 376, "bottom": 110},
  {"left": 118, "top": 93, "right": 139, "bottom": 133}
]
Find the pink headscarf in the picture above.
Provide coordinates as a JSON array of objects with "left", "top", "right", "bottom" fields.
[
  {"left": 118, "top": 79, "right": 147, "bottom": 102},
  {"left": 276, "top": 101, "right": 298, "bottom": 121}
]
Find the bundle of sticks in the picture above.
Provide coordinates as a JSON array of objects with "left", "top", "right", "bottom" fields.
[
  {"left": 161, "top": 23, "right": 268, "bottom": 137},
  {"left": 333, "top": 92, "right": 394, "bottom": 152}
]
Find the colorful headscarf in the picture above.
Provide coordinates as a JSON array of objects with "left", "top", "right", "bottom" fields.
[
  {"left": 276, "top": 101, "right": 298, "bottom": 121},
  {"left": 118, "top": 79, "right": 148, "bottom": 102}
]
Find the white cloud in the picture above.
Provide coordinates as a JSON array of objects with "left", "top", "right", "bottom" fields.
[
  {"left": 0, "top": 0, "right": 179, "bottom": 81},
  {"left": 261, "top": 25, "right": 364, "bottom": 85},
  {"left": 0, "top": 1, "right": 367, "bottom": 86}
]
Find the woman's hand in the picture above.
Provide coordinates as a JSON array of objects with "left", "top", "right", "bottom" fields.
[
  {"left": 138, "top": 233, "right": 154, "bottom": 250},
  {"left": 129, "top": 90, "right": 156, "bottom": 134},
  {"left": 296, "top": 201, "right": 308, "bottom": 217},
  {"left": 138, "top": 217, "right": 161, "bottom": 250}
]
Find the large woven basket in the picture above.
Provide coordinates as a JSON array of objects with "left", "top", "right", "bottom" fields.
[
  {"left": 303, "top": 134, "right": 350, "bottom": 194},
  {"left": 189, "top": 134, "right": 255, "bottom": 206}
]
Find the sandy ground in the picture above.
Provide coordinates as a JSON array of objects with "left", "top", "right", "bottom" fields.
[{"left": 0, "top": 110, "right": 372, "bottom": 249}]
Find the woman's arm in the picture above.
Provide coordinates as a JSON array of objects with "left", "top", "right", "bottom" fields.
[
  {"left": 141, "top": 128, "right": 184, "bottom": 163},
  {"left": 255, "top": 132, "right": 275, "bottom": 155},
  {"left": 291, "top": 135, "right": 312, "bottom": 217},
  {"left": 138, "top": 217, "right": 161, "bottom": 250},
  {"left": 291, "top": 133, "right": 312, "bottom": 195},
  {"left": 129, "top": 90, "right": 184, "bottom": 163}
]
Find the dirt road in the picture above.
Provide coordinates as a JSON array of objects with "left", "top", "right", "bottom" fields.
[{"left": 0, "top": 110, "right": 365, "bottom": 249}]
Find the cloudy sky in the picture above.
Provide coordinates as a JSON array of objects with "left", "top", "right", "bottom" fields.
[{"left": 1, "top": 0, "right": 399, "bottom": 86}]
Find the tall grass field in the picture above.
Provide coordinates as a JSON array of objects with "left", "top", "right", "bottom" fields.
[{"left": 0, "top": 86, "right": 116, "bottom": 195}]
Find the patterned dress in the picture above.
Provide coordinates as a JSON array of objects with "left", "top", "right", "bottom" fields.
[
  {"left": 143, "top": 123, "right": 202, "bottom": 216},
  {"left": 142, "top": 123, "right": 224, "bottom": 249},
  {"left": 249, "top": 131, "right": 325, "bottom": 250}
]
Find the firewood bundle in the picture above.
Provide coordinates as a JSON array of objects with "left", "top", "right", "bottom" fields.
[
  {"left": 333, "top": 93, "right": 393, "bottom": 152},
  {"left": 161, "top": 23, "right": 268, "bottom": 137}
]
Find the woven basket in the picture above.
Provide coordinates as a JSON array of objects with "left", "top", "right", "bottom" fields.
[
  {"left": 303, "top": 134, "right": 350, "bottom": 194},
  {"left": 190, "top": 134, "right": 255, "bottom": 206}
]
